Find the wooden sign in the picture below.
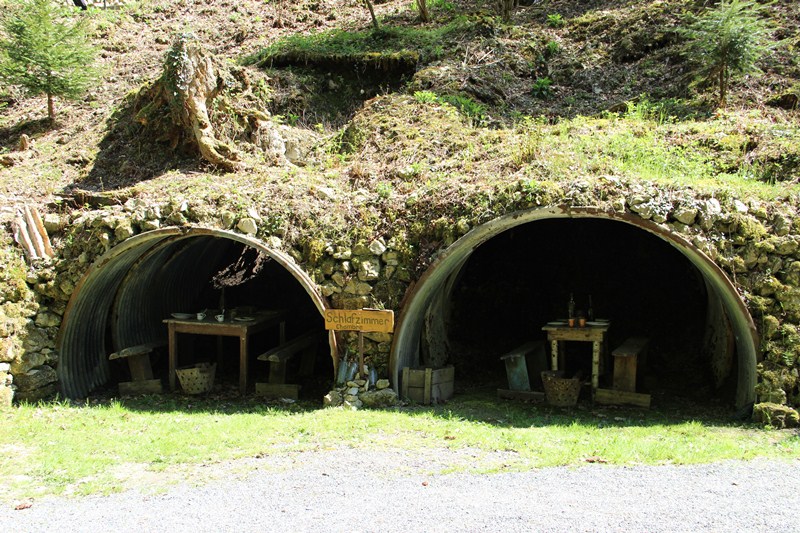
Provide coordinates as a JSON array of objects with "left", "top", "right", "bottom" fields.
[{"left": 324, "top": 309, "right": 394, "bottom": 333}]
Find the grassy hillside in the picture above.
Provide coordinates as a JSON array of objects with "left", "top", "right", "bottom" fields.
[{"left": 0, "top": 0, "right": 798, "bottom": 220}]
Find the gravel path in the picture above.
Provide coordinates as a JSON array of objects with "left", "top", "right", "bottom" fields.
[{"left": 3, "top": 450, "right": 799, "bottom": 532}]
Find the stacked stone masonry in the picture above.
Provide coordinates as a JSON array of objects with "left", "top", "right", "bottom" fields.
[{"left": 1, "top": 186, "right": 799, "bottom": 425}]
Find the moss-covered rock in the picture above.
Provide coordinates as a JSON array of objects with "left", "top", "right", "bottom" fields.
[{"left": 753, "top": 402, "right": 800, "bottom": 428}]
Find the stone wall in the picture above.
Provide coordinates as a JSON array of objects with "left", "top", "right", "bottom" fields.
[{"left": 2, "top": 183, "right": 799, "bottom": 424}]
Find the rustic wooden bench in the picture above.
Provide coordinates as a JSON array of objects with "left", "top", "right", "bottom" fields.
[
  {"left": 595, "top": 337, "right": 651, "bottom": 408},
  {"left": 497, "top": 340, "right": 547, "bottom": 402},
  {"left": 611, "top": 336, "right": 649, "bottom": 393},
  {"left": 109, "top": 341, "right": 166, "bottom": 395},
  {"left": 255, "top": 330, "right": 321, "bottom": 399}
]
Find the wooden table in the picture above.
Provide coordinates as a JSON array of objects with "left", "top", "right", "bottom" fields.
[
  {"left": 541, "top": 322, "right": 610, "bottom": 390},
  {"left": 165, "top": 310, "right": 286, "bottom": 395}
]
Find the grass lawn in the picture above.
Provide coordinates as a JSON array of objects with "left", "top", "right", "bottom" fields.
[{"left": 1, "top": 386, "right": 798, "bottom": 502}]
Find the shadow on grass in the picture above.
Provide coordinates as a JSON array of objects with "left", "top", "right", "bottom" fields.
[
  {"left": 0, "top": 116, "right": 55, "bottom": 151},
  {"left": 38, "top": 379, "right": 755, "bottom": 431}
]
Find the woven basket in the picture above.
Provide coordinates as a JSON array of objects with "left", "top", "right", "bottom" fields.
[
  {"left": 541, "top": 370, "right": 581, "bottom": 407},
  {"left": 176, "top": 362, "right": 216, "bottom": 394}
]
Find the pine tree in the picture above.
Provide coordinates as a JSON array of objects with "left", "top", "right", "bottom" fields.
[
  {"left": 0, "top": 0, "right": 99, "bottom": 120},
  {"left": 682, "top": 0, "right": 774, "bottom": 107}
]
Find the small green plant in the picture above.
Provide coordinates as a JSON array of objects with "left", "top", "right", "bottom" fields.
[
  {"left": 531, "top": 77, "right": 553, "bottom": 98},
  {"left": 413, "top": 90, "right": 486, "bottom": 124},
  {"left": 681, "top": 0, "right": 775, "bottom": 107},
  {"left": 413, "top": 90, "right": 439, "bottom": 104},
  {"left": 546, "top": 13, "right": 565, "bottom": 28},
  {"left": 376, "top": 181, "right": 393, "bottom": 198},
  {"left": 544, "top": 40, "right": 560, "bottom": 58},
  {"left": 439, "top": 94, "right": 486, "bottom": 125}
]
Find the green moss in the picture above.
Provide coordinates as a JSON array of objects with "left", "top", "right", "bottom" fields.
[{"left": 242, "top": 19, "right": 473, "bottom": 67}]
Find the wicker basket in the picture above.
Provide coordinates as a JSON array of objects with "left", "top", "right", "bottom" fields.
[
  {"left": 541, "top": 370, "right": 581, "bottom": 407},
  {"left": 176, "top": 362, "right": 216, "bottom": 394}
]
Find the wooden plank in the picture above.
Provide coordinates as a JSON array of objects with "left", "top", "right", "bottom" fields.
[
  {"left": 257, "top": 331, "right": 320, "bottom": 362},
  {"left": 502, "top": 350, "right": 530, "bottom": 391},
  {"left": 268, "top": 360, "right": 287, "bottom": 384},
  {"left": 109, "top": 341, "right": 166, "bottom": 360},
  {"left": 499, "top": 341, "right": 544, "bottom": 360},
  {"left": 545, "top": 328, "right": 607, "bottom": 342},
  {"left": 497, "top": 389, "right": 546, "bottom": 402},
  {"left": 430, "top": 365, "right": 454, "bottom": 385},
  {"left": 406, "top": 369, "right": 425, "bottom": 388},
  {"left": 612, "top": 337, "right": 649, "bottom": 357},
  {"left": 613, "top": 353, "right": 638, "bottom": 392},
  {"left": 168, "top": 323, "right": 177, "bottom": 391},
  {"left": 119, "top": 379, "right": 163, "bottom": 396},
  {"left": 24, "top": 205, "right": 47, "bottom": 259},
  {"left": 255, "top": 383, "right": 301, "bottom": 399},
  {"left": 323, "top": 309, "right": 394, "bottom": 333},
  {"left": 239, "top": 333, "right": 248, "bottom": 395},
  {"left": 27, "top": 206, "right": 53, "bottom": 257},
  {"left": 404, "top": 366, "right": 454, "bottom": 388},
  {"left": 594, "top": 388, "right": 651, "bottom": 408},
  {"left": 127, "top": 354, "right": 154, "bottom": 381},
  {"left": 13, "top": 214, "right": 38, "bottom": 260},
  {"left": 432, "top": 380, "right": 453, "bottom": 403}
]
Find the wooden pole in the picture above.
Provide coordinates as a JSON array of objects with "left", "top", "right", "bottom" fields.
[
  {"left": 24, "top": 205, "right": 48, "bottom": 259},
  {"left": 28, "top": 206, "right": 53, "bottom": 257},
  {"left": 358, "top": 331, "right": 365, "bottom": 379},
  {"left": 13, "top": 214, "right": 37, "bottom": 260}
]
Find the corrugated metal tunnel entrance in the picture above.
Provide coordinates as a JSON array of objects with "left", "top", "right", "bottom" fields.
[
  {"left": 390, "top": 207, "right": 759, "bottom": 409},
  {"left": 57, "top": 227, "right": 336, "bottom": 398}
]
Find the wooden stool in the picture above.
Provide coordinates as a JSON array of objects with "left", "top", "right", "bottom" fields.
[{"left": 109, "top": 341, "right": 165, "bottom": 395}]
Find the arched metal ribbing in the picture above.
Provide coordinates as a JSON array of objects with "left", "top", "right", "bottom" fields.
[
  {"left": 389, "top": 207, "right": 759, "bottom": 409},
  {"left": 57, "top": 227, "right": 336, "bottom": 398}
]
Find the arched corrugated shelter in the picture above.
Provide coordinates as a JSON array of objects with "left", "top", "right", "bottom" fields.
[
  {"left": 390, "top": 207, "right": 759, "bottom": 409},
  {"left": 57, "top": 227, "right": 336, "bottom": 398}
]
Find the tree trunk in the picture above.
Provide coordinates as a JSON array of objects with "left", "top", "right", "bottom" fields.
[
  {"left": 181, "top": 50, "right": 242, "bottom": 171},
  {"left": 47, "top": 93, "right": 55, "bottom": 121},
  {"left": 135, "top": 37, "right": 243, "bottom": 171},
  {"left": 364, "top": 0, "right": 379, "bottom": 29},
  {"left": 417, "top": 0, "right": 430, "bottom": 23},
  {"left": 718, "top": 68, "right": 727, "bottom": 108}
]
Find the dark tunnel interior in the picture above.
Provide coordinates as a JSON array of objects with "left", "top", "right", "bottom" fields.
[
  {"left": 441, "top": 218, "right": 736, "bottom": 404},
  {"left": 106, "top": 237, "right": 332, "bottom": 398}
]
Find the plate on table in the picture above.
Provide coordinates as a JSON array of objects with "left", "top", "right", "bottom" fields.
[
  {"left": 547, "top": 321, "right": 567, "bottom": 326},
  {"left": 586, "top": 321, "right": 606, "bottom": 326},
  {"left": 234, "top": 316, "right": 254, "bottom": 322},
  {"left": 171, "top": 313, "right": 193, "bottom": 319},
  {"left": 594, "top": 318, "right": 610, "bottom": 323}
]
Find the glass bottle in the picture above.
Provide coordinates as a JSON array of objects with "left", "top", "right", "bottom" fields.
[
  {"left": 587, "top": 294, "right": 594, "bottom": 321},
  {"left": 568, "top": 293, "right": 575, "bottom": 319}
]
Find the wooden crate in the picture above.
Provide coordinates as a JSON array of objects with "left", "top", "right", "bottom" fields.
[{"left": 401, "top": 366, "right": 454, "bottom": 404}]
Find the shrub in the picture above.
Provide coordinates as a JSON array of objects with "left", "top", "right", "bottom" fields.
[{"left": 681, "top": 0, "right": 775, "bottom": 107}]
